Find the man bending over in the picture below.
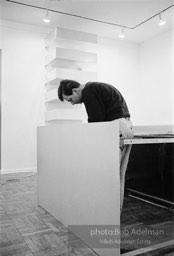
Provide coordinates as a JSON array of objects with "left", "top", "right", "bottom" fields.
[{"left": 58, "top": 80, "right": 134, "bottom": 212}]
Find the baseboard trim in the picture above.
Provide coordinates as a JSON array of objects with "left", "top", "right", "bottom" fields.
[{"left": 1, "top": 168, "right": 37, "bottom": 174}]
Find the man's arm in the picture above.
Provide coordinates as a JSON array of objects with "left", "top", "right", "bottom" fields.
[{"left": 83, "top": 89, "right": 106, "bottom": 122}]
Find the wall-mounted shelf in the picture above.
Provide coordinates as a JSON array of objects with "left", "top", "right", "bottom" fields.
[
  {"left": 45, "top": 27, "right": 97, "bottom": 46},
  {"left": 45, "top": 89, "right": 83, "bottom": 107},
  {"left": 45, "top": 68, "right": 97, "bottom": 85},
  {"left": 45, "top": 89, "right": 58, "bottom": 102},
  {"left": 45, "top": 108, "right": 87, "bottom": 122},
  {"left": 45, "top": 48, "right": 97, "bottom": 65},
  {"left": 46, "top": 59, "right": 97, "bottom": 73},
  {"left": 45, "top": 38, "right": 97, "bottom": 53},
  {"left": 44, "top": 27, "right": 98, "bottom": 124}
]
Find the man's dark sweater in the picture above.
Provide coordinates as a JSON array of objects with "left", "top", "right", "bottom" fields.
[{"left": 82, "top": 82, "right": 130, "bottom": 123}]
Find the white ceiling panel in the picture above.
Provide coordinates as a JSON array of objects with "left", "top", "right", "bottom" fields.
[{"left": 0, "top": 0, "right": 174, "bottom": 43}]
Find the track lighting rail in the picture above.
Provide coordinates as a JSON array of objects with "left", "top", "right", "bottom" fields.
[{"left": 6, "top": 0, "right": 174, "bottom": 30}]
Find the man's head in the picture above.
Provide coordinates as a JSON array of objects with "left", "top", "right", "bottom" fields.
[{"left": 58, "top": 80, "right": 83, "bottom": 105}]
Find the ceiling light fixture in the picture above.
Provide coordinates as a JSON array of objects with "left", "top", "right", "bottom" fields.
[
  {"left": 118, "top": 27, "right": 125, "bottom": 39},
  {"left": 43, "top": 9, "right": 51, "bottom": 23},
  {"left": 158, "top": 13, "right": 166, "bottom": 26},
  {"left": 6, "top": 1, "right": 174, "bottom": 30}
]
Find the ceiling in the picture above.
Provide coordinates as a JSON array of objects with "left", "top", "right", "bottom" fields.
[{"left": 0, "top": 0, "right": 174, "bottom": 43}]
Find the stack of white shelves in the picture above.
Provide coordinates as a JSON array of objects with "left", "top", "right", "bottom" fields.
[{"left": 45, "top": 27, "right": 98, "bottom": 124}]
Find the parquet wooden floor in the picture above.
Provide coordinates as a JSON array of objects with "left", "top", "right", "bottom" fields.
[
  {"left": 0, "top": 172, "right": 98, "bottom": 256},
  {"left": 121, "top": 194, "right": 174, "bottom": 255},
  {"left": 0, "top": 172, "right": 174, "bottom": 256}
]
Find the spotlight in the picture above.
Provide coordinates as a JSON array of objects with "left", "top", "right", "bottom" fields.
[
  {"left": 158, "top": 13, "right": 166, "bottom": 26},
  {"left": 43, "top": 9, "right": 51, "bottom": 23},
  {"left": 118, "top": 27, "right": 125, "bottom": 39}
]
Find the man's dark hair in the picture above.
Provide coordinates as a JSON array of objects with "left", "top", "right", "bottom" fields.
[{"left": 58, "top": 80, "right": 80, "bottom": 101}]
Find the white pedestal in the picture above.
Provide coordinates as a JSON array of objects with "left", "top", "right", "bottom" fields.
[{"left": 37, "top": 122, "right": 120, "bottom": 256}]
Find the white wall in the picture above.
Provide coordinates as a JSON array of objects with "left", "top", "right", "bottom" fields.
[
  {"left": 97, "top": 37, "right": 140, "bottom": 125},
  {"left": 1, "top": 21, "right": 48, "bottom": 173},
  {"left": 0, "top": 26, "right": 2, "bottom": 48},
  {"left": 138, "top": 30, "right": 174, "bottom": 125},
  {"left": 97, "top": 30, "right": 174, "bottom": 126},
  {"left": 0, "top": 20, "right": 173, "bottom": 173}
]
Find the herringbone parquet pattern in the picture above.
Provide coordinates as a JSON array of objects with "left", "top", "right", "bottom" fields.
[
  {"left": 0, "top": 173, "right": 97, "bottom": 256},
  {"left": 0, "top": 172, "right": 174, "bottom": 256}
]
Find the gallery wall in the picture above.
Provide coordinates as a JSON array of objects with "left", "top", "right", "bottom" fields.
[
  {"left": 0, "top": 20, "right": 173, "bottom": 173},
  {"left": 1, "top": 21, "right": 47, "bottom": 173},
  {"left": 139, "top": 30, "right": 174, "bottom": 125},
  {"left": 97, "top": 37, "right": 140, "bottom": 125}
]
